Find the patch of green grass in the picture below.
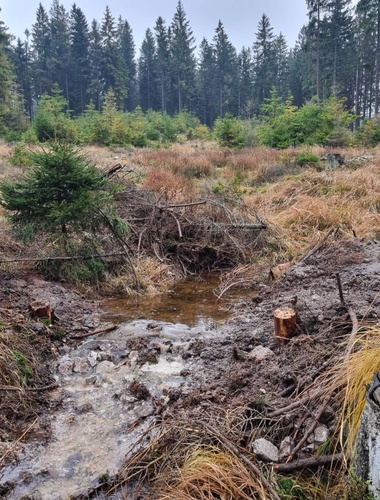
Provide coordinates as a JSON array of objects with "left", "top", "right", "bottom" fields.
[{"left": 13, "top": 350, "right": 33, "bottom": 384}]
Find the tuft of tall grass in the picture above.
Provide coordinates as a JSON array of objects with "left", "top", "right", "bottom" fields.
[
  {"left": 159, "top": 444, "right": 271, "bottom": 500},
  {"left": 318, "top": 321, "right": 380, "bottom": 459}
]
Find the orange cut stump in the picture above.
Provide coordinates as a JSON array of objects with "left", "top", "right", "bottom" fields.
[{"left": 274, "top": 306, "right": 298, "bottom": 345}]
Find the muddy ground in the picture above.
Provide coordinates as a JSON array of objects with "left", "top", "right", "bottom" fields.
[{"left": 0, "top": 236, "right": 379, "bottom": 498}]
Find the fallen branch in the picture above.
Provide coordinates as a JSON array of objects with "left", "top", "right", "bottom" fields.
[
  {"left": 335, "top": 273, "right": 359, "bottom": 361},
  {"left": 275, "top": 453, "right": 344, "bottom": 472},
  {"left": 0, "top": 252, "right": 128, "bottom": 264},
  {"left": 299, "top": 227, "right": 336, "bottom": 264},
  {"left": 0, "top": 417, "right": 38, "bottom": 465},
  {"left": 70, "top": 324, "right": 117, "bottom": 339},
  {"left": 288, "top": 396, "right": 332, "bottom": 460},
  {"left": 0, "top": 383, "right": 58, "bottom": 392},
  {"left": 159, "top": 200, "right": 207, "bottom": 209}
]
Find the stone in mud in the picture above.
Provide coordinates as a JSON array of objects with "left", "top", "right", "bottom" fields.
[
  {"left": 279, "top": 436, "right": 293, "bottom": 461},
  {"left": 248, "top": 345, "right": 275, "bottom": 362},
  {"left": 30, "top": 322, "right": 48, "bottom": 334},
  {"left": 251, "top": 438, "right": 279, "bottom": 462},
  {"left": 314, "top": 424, "right": 329, "bottom": 445},
  {"left": 73, "top": 357, "right": 89, "bottom": 373},
  {"left": 57, "top": 360, "right": 74, "bottom": 375},
  {"left": 87, "top": 351, "right": 98, "bottom": 368},
  {"left": 75, "top": 402, "right": 93, "bottom": 414}
]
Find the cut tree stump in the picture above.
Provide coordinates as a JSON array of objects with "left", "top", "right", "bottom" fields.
[
  {"left": 28, "top": 301, "right": 55, "bottom": 324},
  {"left": 274, "top": 306, "right": 298, "bottom": 345}
]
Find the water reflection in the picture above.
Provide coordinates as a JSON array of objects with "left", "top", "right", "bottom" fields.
[{"left": 102, "top": 273, "right": 253, "bottom": 327}]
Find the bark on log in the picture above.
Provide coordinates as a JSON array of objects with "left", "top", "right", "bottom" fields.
[
  {"left": 354, "top": 372, "right": 380, "bottom": 499},
  {"left": 274, "top": 306, "right": 298, "bottom": 345},
  {"left": 275, "top": 453, "right": 344, "bottom": 472}
]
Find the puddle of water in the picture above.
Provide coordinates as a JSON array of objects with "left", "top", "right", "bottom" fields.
[
  {"left": 102, "top": 272, "right": 255, "bottom": 327},
  {"left": 0, "top": 325, "right": 193, "bottom": 499},
  {"left": 0, "top": 274, "right": 255, "bottom": 498}
]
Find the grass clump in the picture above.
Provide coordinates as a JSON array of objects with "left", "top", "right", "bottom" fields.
[{"left": 160, "top": 445, "right": 270, "bottom": 500}]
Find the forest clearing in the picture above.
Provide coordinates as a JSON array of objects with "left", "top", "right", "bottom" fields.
[
  {"left": 0, "top": 141, "right": 380, "bottom": 498},
  {"left": 2, "top": 0, "right": 380, "bottom": 497}
]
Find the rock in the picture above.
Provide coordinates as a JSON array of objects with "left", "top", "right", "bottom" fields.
[
  {"left": 75, "top": 402, "right": 93, "bottom": 414},
  {"left": 72, "top": 357, "right": 89, "bottom": 373},
  {"left": 249, "top": 346, "right": 275, "bottom": 362},
  {"left": 57, "top": 360, "right": 74, "bottom": 375},
  {"left": 279, "top": 436, "right": 293, "bottom": 461},
  {"left": 30, "top": 322, "right": 48, "bottom": 334},
  {"left": 96, "top": 360, "right": 116, "bottom": 373},
  {"left": 251, "top": 438, "right": 279, "bottom": 462},
  {"left": 314, "top": 424, "right": 329, "bottom": 445},
  {"left": 87, "top": 351, "right": 98, "bottom": 368}
]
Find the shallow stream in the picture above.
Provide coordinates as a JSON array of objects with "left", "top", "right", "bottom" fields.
[{"left": 0, "top": 274, "right": 252, "bottom": 499}]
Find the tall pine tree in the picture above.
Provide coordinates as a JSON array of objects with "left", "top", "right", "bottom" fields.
[{"left": 170, "top": 1, "right": 196, "bottom": 112}]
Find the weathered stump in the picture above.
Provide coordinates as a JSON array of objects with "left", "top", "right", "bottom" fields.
[
  {"left": 354, "top": 372, "right": 380, "bottom": 499},
  {"left": 274, "top": 306, "right": 298, "bottom": 345},
  {"left": 28, "top": 301, "right": 54, "bottom": 324}
]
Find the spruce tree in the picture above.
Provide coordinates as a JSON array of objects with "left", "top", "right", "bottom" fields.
[
  {"left": 154, "top": 16, "right": 171, "bottom": 112},
  {"left": 170, "top": 1, "right": 196, "bottom": 112},
  {"left": 196, "top": 38, "right": 217, "bottom": 125},
  {"left": 31, "top": 3, "right": 52, "bottom": 99},
  {"left": 49, "top": 0, "right": 70, "bottom": 103},
  {"left": 88, "top": 20, "right": 103, "bottom": 110},
  {"left": 138, "top": 28, "right": 158, "bottom": 111},
  {"left": 69, "top": 4, "right": 91, "bottom": 115},
  {"left": 118, "top": 17, "right": 137, "bottom": 111},
  {"left": 237, "top": 47, "right": 253, "bottom": 118},
  {"left": 253, "top": 14, "right": 276, "bottom": 114},
  {"left": 213, "top": 21, "right": 238, "bottom": 117},
  {"left": 100, "top": 6, "right": 128, "bottom": 109}
]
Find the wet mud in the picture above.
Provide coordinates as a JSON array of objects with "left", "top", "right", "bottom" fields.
[{"left": 1, "top": 238, "right": 380, "bottom": 498}]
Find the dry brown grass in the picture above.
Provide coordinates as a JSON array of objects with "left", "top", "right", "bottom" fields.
[
  {"left": 316, "top": 321, "right": 380, "bottom": 460},
  {"left": 246, "top": 162, "right": 380, "bottom": 256},
  {"left": 159, "top": 444, "right": 271, "bottom": 500},
  {"left": 103, "top": 257, "right": 180, "bottom": 297},
  {"left": 111, "top": 416, "right": 278, "bottom": 500},
  {"left": 143, "top": 168, "right": 195, "bottom": 201}
]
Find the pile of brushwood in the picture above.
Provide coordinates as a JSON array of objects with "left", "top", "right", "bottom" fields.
[{"left": 114, "top": 179, "right": 268, "bottom": 272}]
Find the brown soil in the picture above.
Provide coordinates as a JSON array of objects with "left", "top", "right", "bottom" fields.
[{"left": 0, "top": 272, "right": 102, "bottom": 442}]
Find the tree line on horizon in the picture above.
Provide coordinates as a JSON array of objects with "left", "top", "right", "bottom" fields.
[{"left": 0, "top": 0, "right": 380, "bottom": 138}]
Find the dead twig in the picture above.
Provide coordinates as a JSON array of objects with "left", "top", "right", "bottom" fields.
[
  {"left": 299, "top": 227, "right": 336, "bottom": 264},
  {"left": 0, "top": 417, "right": 38, "bottom": 465},
  {"left": 268, "top": 388, "right": 326, "bottom": 419},
  {"left": 0, "top": 252, "right": 128, "bottom": 264},
  {"left": 0, "top": 383, "right": 58, "bottom": 392},
  {"left": 288, "top": 396, "right": 332, "bottom": 460},
  {"left": 217, "top": 279, "right": 254, "bottom": 299},
  {"left": 335, "top": 272, "right": 359, "bottom": 361},
  {"left": 70, "top": 324, "right": 117, "bottom": 339},
  {"left": 275, "top": 453, "right": 344, "bottom": 472}
]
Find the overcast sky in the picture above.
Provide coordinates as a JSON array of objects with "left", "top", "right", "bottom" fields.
[{"left": 1, "top": 0, "right": 308, "bottom": 53}]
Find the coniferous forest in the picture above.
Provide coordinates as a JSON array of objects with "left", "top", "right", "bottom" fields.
[{"left": 1, "top": 0, "right": 380, "bottom": 147}]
